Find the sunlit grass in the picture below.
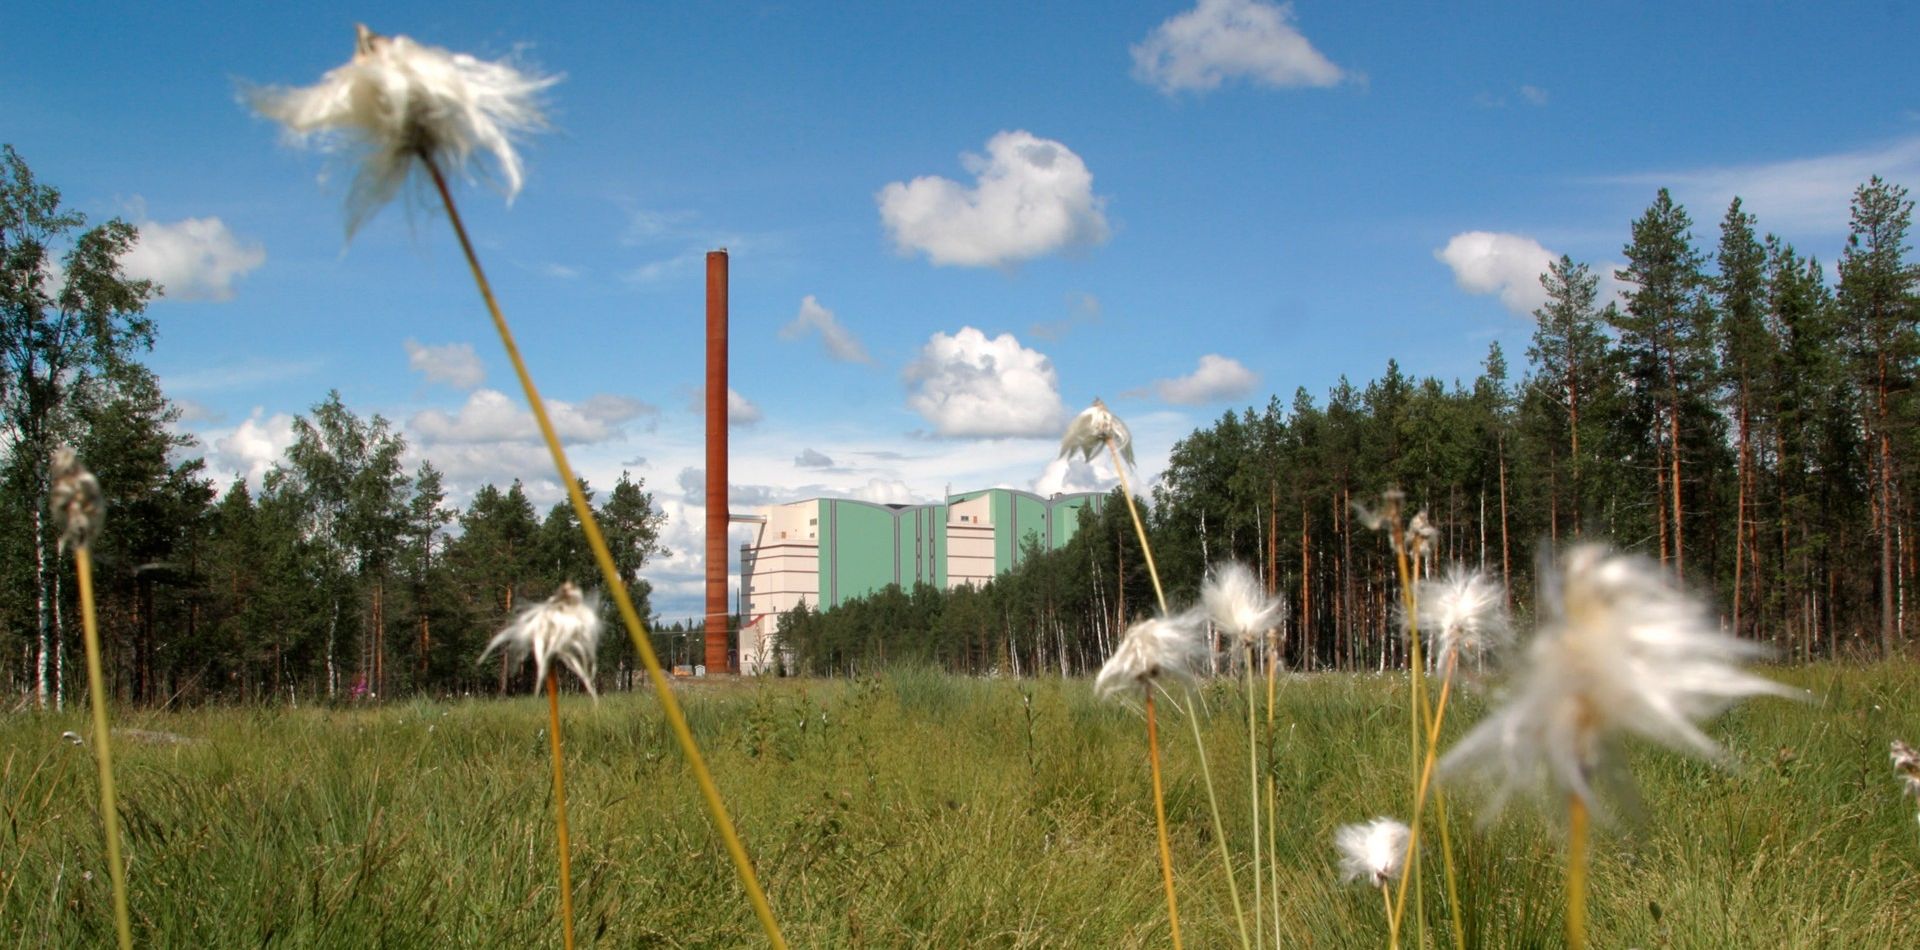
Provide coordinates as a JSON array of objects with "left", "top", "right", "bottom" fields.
[{"left": 4, "top": 662, "right": 1916, "bottom": 946}]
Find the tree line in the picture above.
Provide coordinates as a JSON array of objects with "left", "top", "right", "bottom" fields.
[
  {"left": 2, "top": 147, "right": 669, "bottom": 708},
  {"left": 778, "top": 179, "right": 1917, "bottom": 675}
]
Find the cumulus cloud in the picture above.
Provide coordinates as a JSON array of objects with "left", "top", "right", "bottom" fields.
[
  {"left": 904, "top": 327, "right": 1068, "bottom": 438},
  {"left": 729, "top": 388, "right": 763, "bottom": 425},
  {"left": 1151, "top": 354, "right": 1260, "bottom": 405},
  {"left": 853, "top": 478, "right": 915, "bottom": 505},
  {"left": 404, "top": 339, "right": 485, "bottom": 390},
  {"left": 877, "top": 130, "right": 1109, "bottom": 268},
  {"left": 780, "top": 295, "right": 871, "bottom": 363},
  {"left": 205, "top": 408, "right": 296, "bottom": 487},
  {"left": 119, "top": 216, "right": 265, "bottom": 302},
  {"left": 1435, "top": 231, "right": 1559, "bottom": 315},
  {"left": 409, "top": 389, "right": 651, "bottom": 446},
  {"left": 795, "top": 448, "right": 835, "bottom": 469},
  {"left": 1131, "top": 0, "right": 1346, "bottom": 95},
  {"left": 1032, "top": 455, "right": 1113, "bottom": 497}
]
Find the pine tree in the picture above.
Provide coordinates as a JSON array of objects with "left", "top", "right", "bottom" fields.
[{"left": 1837, "top": 177, "right": 1918, "bottom": 656}]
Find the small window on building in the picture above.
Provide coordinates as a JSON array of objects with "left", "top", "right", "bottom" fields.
[{"left": 809, "top": 518, "right": 818, "bottom": 525}]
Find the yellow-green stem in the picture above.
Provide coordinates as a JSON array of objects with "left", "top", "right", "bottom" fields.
[
  {"left": 1382, "top": 882, "right": 1400, "bottom": 950},
  {"left": 1389, "top": 513, "right": 1427, "bottom": 948},
  {"left": 1146, "top": 689, "right": 1184, "bottom": 950},
  {"left": 1106, "top": 436, "right": 1166, "bottom": 612},
  {"left": 77, "top": 548, "right": 131, "bottom": 950},
  {"left": 1568, "top": 794, "right": 1590, "bottom": 950},
  {"left": 1434, "top": 786, "right": 1465, "bottom": 950},
  {"left": 1391, "top": 652, "right": 1456, "bottom": 936},
  {"left": 546, "top": 672, "right": 576, "bottom": 950},
  {"left": 1245, "top": 656, "right": 1263, "bottom": 950},
  {"left": 1264, "top": 631, "right": 1282, "bottom": 949},
  {"left": 423, "top": 157, "right": 786, "bottom": 948},
  {"left": 1176, "top": 693, "right": 1251, "bottom": 950}
]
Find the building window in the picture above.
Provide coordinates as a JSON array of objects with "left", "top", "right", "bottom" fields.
[{"left": 809, "top": 518, "right": 818, "bottom": 525}]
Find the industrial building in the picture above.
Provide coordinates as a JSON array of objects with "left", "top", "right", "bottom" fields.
[{"left": 736, "top": 489, "right": 1105, "bottom": 673}]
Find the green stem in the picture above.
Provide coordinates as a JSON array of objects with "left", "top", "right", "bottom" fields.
[
  {"left": 546, "top": 672, "right": 576, "bottom": 950},
  {"left": 423, "top": 156, "right": 786, "bottom": 948},
  {"left": 77, "top": 547, "right": 132, "bottom": 950}
]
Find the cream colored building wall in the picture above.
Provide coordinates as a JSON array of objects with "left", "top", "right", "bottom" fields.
[
  {"left": 946, "top": 493, "right": 996, "bottom": 590},
  {"left": 739, "top": 501, "right": 820, "bottom": 673}
]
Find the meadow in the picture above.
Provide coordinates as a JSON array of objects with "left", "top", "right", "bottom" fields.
[{"left": 5, "top": 662, "right": 1918, "bottom": 948}]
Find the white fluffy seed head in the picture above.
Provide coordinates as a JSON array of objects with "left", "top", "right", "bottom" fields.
[
  {"left": 249, "top": 23, "right": 558, "bottom": 233},
  {"left": 1439, "top": 544, "right": 1797, "bottom": 818},
  {"left": 1094, "top": 610, "right": 1205, "bottom": 701},
  {"left": 1202, "top": 562, "right": 1283, "bottom": 648},
  {"left": 1060, "top": 398, "right": 1135, "bottom": 468},
  {"left": 48, "top": 447, "right": 104, "bottom": 553},
  {"left": 1893, "top": 740, "right": 1920, "bottom": 799},
  {"left": 1413, "top": 568, "right": 1510, "bottom": 664},
  {"left": 480, "top": 581, "right": 603, "bottom": 695},
  {"left": 1335, "top": 818, "right": 1410, "bottom": 888}
]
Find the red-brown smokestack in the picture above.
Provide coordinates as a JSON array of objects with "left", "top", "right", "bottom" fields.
[{"left": 704, "top": 250, "right": 732, "bottom": 673}]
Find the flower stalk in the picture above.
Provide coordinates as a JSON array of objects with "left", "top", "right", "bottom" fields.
[
  {"left": 546, "top": 671, "right": 577, "bottom": 950},
  {"left": 1146, "top": 689, "right": 1183, "bottom": 950},
  {"left": 423, "top": 157, "right": 785, "bottom": 947},
  {"left": 52, "top": 449, "right": 130, "bottom": 950}
]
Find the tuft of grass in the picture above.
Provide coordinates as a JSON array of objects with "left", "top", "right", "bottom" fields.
[{"left": 3, "top": 663, "right": 1916, "bottom": 945}]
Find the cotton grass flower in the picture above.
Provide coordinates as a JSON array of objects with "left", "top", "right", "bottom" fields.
[
  {"left": 48, "top": 446, "right": 103, "bottom": 552},
  {"left": 1893, "top": 740, "right": 1920, "bottom": 800},
  {"left": 1094, "top": 611, "right": 1206, "bottom": 701},
  {"left": 481, "top": 582, "right": 602, "bottom": 695},
  {"left": 1336, "top": 818, "right": 1411, "bottom": 888},
  {"left": 1096, "top": 610, "right": 1208, "bottom": 949},
  {"left": 1202, "top": 562, "right": 1283, "bottom": 650},
  {"left": 1441, "top": 544, "right": 1795, "bottom": 815},
  {"left": 1441, "top": 543, "right": 1796, "bottom": 950},
  {"left": 1413, "top": 568, "right": 1510, "bottom": 666},
  {"left": 1060, "top": 397, "right": 1135, "bottom": 467},
  {"left": 249, "top": 23, "right": 557, "bottom": 232}
]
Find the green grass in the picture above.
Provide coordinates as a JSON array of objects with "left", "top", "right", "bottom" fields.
[{"left": 4, "top": 662, "right": 1917, "bottom": 947}]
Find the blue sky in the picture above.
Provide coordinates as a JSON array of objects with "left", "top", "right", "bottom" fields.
[{"left": 7, "top": 1, "right": 1918, "bottom": 617}]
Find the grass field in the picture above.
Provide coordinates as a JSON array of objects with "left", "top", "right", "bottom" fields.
[{"left": 5, "top": 662, "right": 1918, "bottom": 947}]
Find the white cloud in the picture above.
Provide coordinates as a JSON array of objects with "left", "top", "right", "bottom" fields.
[
  {"left": 1152, "top": 354, "right": 1260, "bottom": 405},
  {"left": 728, "top": 388, "right": 763, "bottom": 425},
  {"left": 1605, "top": 136, "right": 1920, "bottom": 236},
  {"left": 408, "top": 389, "right": 648, "bottom": 446},
  {"left": 1519, "top": 84, "right": 1549, "bottom": 106},
  {"left": 904, "top": 327, "right": 1068, "bottom": 438},
  {"left": 404, "top": 339, "right": 485, "bottom": 390},
  {"left": 877, "top": 130, "right": 1110, "bottom": 268},
  {"left": 205, "top": 408, "right": 296, "bottom": 487},
  {"left": 1131, "top": 0, "right": 1346, "bottom": 95},
  {"left": 119, "top": 217, "right": 265, "bottom": 302},
  {"left": 852, "top": 478, "right": 915, "bottom": 505},
  {"left": 1435, "top": 231, "right": 1558, "bottom": 315},
  {"left": 1032, "top": 455, "right": 1113, "bottom": 497},
  {"left": 779, "top": 295, "right": 871, "bottom": 363}
]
